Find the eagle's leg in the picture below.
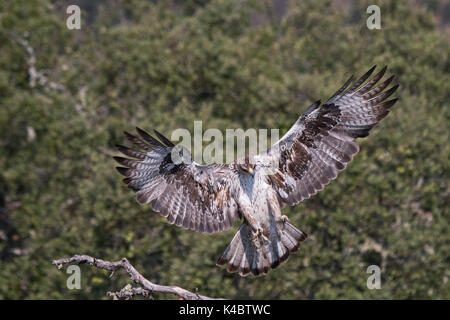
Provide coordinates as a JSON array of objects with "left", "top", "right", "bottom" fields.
[
  {"left": 268, "top": 192, "right": 288, "bottom": 225},
  {"left": 243, "top": 212, "right": 269, "bottom": 243},
  {"left": 254, "top": 228, "right": 269, "bottom": 242}
]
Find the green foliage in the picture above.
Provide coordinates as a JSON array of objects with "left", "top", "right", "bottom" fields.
[{"left": 0, "top": 0, "right": 448, "bottom": 299}]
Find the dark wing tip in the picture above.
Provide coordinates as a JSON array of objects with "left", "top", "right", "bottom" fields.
[
  {"left": 153, "top": 129, "right": 175, "bottom": 147},
  {"left": 113, "top": 156, "right": 128, "bottom": 166},
  {"left": 135, "top": 126, "right": 149, "bottom": 137},
  {"left": 365, "top": 65, "right": 377, "bottom": 76},
  {"left": 362, "top": 64, "right": 377, "bottom": 79},
  {"left": 115, "top": 166, "right": 130, "bottom": 176},
  {"left": 115, "top": 144, "right": 129, "bottom": 153},
  {"left": 326, "top": 75, "right": 354, "bottom": 103},
  {"left": 135, "top": 126, "right": 163, "bottom": 147},
  {"left": 373, "top": 65, "right": 387, "bottom": 79},
  {"left": 383, "top": 97, "right": 399, "bottom": 109},
  {"left": 389, "top": 83, "right": 400, "bottom": 95},
  {"left": 379, "top": 65, "right": 388, "bottom": 76},
  {"left": 385, "top": 74, "right": 396, "bottom": 84},
  {"left": 347, "top": 65, "right": 378, "bottom": 93},
  {"left": 123, "top": 131, "right": 136, "bottom": 140}
]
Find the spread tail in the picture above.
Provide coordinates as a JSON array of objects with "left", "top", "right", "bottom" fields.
[{"left": 216, "top": 220, "right": 307, "bottom": 276}]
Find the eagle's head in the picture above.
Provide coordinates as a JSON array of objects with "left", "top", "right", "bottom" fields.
[{"left": 236, "top": 156, "right": 255, "bottom": 177}]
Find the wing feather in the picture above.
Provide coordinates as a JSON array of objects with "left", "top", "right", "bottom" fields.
[
  {"left": 115, "top": 128, "right": 239, "bottom": 233},
  {"left": 262, "top": 66, "right": 399, "bottom": 206}
]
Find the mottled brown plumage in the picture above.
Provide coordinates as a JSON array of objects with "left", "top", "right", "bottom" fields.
[{"left": 114, "top": 66, "right": 399, "bottom": 276}]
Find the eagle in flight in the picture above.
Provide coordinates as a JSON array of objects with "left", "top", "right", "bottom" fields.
[{"left": 114, "top": 66, "right": 398, "bottom": 276}]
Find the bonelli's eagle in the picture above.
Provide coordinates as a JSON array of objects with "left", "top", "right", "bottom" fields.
[{"left": 114, "top": 66, "right": 398, "bottom": 276}]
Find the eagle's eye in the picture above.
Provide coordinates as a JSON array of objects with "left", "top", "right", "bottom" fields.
[{"left": 239, "top": 165, "right": 254, "bottom": 175}]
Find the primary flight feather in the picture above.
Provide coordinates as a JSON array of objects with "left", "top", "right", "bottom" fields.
[{"left": 114, "top": 65, "right": 398, "bottom": 276}]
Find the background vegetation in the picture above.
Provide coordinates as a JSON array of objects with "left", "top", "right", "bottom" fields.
[{"left": 0, "top": 0, "right": 448, "bottom": 299}]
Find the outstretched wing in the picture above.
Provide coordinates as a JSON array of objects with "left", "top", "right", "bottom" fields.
[
  {"left": 261, "top": 66, "right": 399, "bottom": 206},
  {"left": 114, "top": 128, "right": 239, "bottom": 233}
]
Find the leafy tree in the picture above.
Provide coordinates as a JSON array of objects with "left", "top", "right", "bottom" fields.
[{"left": 0, "top": 0, "right": 448, "bottom": 299}]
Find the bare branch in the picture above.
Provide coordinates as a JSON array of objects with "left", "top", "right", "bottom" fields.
[
  {"left": 52, "top": 255, "right": 222, "bottom": 300},
  {"left": 107, "top": 284, "right": 152, "bottom": 300}
]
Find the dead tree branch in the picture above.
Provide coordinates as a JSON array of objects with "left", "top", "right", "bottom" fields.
[
  {"left": 52, "top": 255, "right": 222, "bottom": 300},
  {"left": 107, "top": 284, "right": 152, "bottom": 300}
]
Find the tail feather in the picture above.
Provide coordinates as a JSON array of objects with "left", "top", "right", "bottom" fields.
[
  {"left": 216, "top": 220, "right": 307, "bottom": 276},
  {"left": 280, "top": 227, "right": 301, "bottom": 252},
  {"left": 227, "top": 234, "right": 245, "bottom": 273}
]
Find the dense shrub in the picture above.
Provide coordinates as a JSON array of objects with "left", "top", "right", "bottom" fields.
[{"left": 0, "top": 0, "right": 448, "bottom": 299}]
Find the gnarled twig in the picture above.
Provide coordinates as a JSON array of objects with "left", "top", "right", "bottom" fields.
[
  {"left": 107, "top": 284, "right": 153, "bottom": 300},
  {"left": 52, "top": 255, "right": 222, "bottom": 300}
]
